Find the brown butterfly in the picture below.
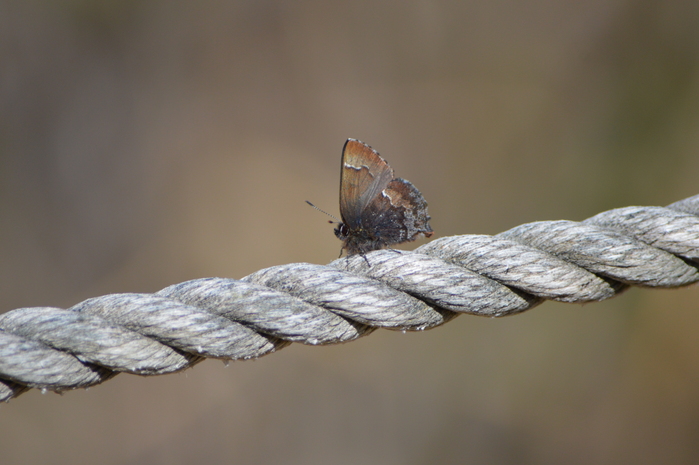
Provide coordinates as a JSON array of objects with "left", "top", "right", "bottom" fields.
[{"left": 331, "top": 139, "right": 433, "bottom": 256}]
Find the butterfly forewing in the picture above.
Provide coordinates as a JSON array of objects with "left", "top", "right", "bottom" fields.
[{"left": 339, "top": 139, "right": 394, "bottom": 229}]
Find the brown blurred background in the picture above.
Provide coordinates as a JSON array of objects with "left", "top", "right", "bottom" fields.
[{"left": 1, "top": 1, "right": 698, "bottom": 464}]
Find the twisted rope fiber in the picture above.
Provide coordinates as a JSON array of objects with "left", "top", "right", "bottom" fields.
[{"left": 0, "top": 195, "right": 698, "bottom": 402}]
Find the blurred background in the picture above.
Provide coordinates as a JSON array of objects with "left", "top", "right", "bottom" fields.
[{"left": 1, "top": 1, "right": 698, "bottom": 464}]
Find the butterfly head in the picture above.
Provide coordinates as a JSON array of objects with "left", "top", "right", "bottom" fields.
[{"left": 334, "top": 222, "right": 350, "bottom": 241}]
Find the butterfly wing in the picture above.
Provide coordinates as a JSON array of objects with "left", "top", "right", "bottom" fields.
[
  {"left": 359, "top": 177, "right": 433, "bottom": 246},
  {"left": 339, "top": 139, "right": 394, "bottom": 229}
]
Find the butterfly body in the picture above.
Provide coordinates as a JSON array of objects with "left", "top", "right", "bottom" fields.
[{"left": 336, "top": 139, "right": 433, "bottom": 256}]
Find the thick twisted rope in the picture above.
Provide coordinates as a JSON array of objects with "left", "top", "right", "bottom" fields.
[{"left": 0, "top": 194, "right": 697, "bottom": 402}]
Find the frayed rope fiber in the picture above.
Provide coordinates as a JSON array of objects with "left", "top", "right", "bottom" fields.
[{"left": 0, "top": 194, "right": 697, "bottom": 402}]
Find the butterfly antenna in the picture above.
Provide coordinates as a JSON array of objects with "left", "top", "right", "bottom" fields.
[{"left": 305, "top": 200, "right": 341, "bottom": 223}]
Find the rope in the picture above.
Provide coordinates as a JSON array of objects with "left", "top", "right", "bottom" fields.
[{"left": 0, "top": 194, "right": 697, "bottom": 402}]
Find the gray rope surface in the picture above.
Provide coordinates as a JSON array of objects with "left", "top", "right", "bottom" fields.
[{"left": 0, "top": 194, "right": 698, "bottom": 402}]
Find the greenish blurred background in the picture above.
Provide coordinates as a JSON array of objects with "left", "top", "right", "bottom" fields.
[{"left": 1, "top": 1, "right": 698, "bottom": 464}]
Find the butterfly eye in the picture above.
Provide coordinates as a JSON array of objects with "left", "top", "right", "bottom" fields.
[
  {"left": 339, "top": 224, "right": 349, "bottom": 236},
  {"left": 334, "top": 223, "right": 350, "bottom": 239}
]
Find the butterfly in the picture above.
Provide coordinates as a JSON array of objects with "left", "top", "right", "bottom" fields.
[{"left": 329, "top": 139, "right": 433, "bottom": 256}]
